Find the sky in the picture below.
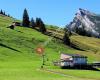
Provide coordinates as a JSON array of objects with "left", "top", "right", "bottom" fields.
[{"left": 0, "top": 0, "right": 100, "bottom": 27}]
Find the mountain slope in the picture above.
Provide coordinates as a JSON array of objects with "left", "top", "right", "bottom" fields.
[
  {"left": 0, "top": 15, "right": 100, "bottom": 61},
  {"left": 68, "top": 8, "right": 100, "bottom": 38},
  {"left": 0, "top": 15, "right": 100, "bottom": 80},
  {"left": 71, "top": 35, "right": 100, "bottom": 52},
  {"left": 0, "top": 15, "right": 74, "bottom": 62}
]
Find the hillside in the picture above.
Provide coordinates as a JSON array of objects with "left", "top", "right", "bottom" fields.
[
  {"left": 0, "top": 15, "right": 13, "bottom": 27},
  {"left": 0, "top": 15, "right": 100, "bottom": 80},
  {"left": 71, "top": 35, "right": 100, "bottom": 52}
]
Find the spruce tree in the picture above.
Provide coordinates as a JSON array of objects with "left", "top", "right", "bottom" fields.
[
  {"left": 35, "top": 17, "right": 40, "bottom": 27},
  {"left": 39, "top": 19, "right": 46, "bottom": 33},
  {"left": 22, "top": 8, "right": 30, "bottom": 27},
  {"left": 3, "top": 11, "right": 5, "bottom": 15},
  {"left": 35, "top": 17, "right": 46, "bottom": 33},
  {"left": 0, "top": 9, "right": 3, "bottom": 14},
  {"left": 30, "top": 18, "right": 35, "bottom": 28},
  {"left": 63, "top": 29, "right": 70, "bottom": 45}
]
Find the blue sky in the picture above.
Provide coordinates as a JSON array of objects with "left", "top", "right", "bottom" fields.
[{"left": 0, "top": 0, "right": 100, "bottom": 27}]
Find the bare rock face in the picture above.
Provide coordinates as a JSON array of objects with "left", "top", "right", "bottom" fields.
[{"left": 68, "top": 8, "right": 100, "bottom": 38}]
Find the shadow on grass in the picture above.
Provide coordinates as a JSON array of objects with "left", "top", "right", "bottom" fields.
[
  {"left": 16, "top": 30, "right": 23, "bottom": 33},
  {"left": 70, "top": 43, "right": 86, "bottom": 51},
  {"left": 61, "top": 65, "right": 100, "bottom": 71},
  {"left": 0, "top": 43, "right": 21, "bottom": 52}
]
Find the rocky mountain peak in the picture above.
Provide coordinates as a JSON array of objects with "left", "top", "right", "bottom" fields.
[
  {"left": 76, "top": 8, "right": 95, "bottom": 16},
  {"left": 68, "top": 8, "right": 100, "bottom": 38}
]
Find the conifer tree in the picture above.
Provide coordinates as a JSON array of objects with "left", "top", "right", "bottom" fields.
[
  {"left": 3, "top": 11, "right": 5, "bottom": 15},
  {"left": 22, "top": 8, "right": 30, "bottom": 27},
  {"left": 35, "top": 17, "right": 46, "bottom": 33},
  {"left": 39, "top": 19, "right": 46, "bottom": 33},
  {"left": 30, "top": 18, "right": 35, "bottom": 28},
  {"left": 0, "top": 9, "right": 3, "bottom": 14},
  {"left": 63, "top": 29, "right": 70, "bottom": 45},
  {"left": 35, "top": 17, "right": 40, "bottom": 27}
]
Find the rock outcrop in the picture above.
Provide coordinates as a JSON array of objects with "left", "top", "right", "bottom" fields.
[{"left": 68, "top": 8, "right": 100, "bottom": 38}]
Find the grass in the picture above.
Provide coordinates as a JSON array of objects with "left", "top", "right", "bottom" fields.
[
  {"left": 0, "top": 61, "right": 97, "bottom": 80},
  {"left": 49, "top": 69, "right": 100, "bottom": 80},
  {"left": 71, "top": 35, "right": 100, "bottom": 52},
  {"left": 0, "top": 15, "right": 100, "bottom": 80}
]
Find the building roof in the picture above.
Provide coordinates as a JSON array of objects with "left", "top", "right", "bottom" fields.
[{"left": 61, "top": 53, "right": 87, "bottom": 58}]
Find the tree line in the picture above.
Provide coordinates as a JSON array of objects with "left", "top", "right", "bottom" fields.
[
  {"left": 22, "top": 8, "right": 46, "bottom": 34},
  {"left": 0, "top": 9, "right": 11, "bottom": 17},
  {"left": 6, "top": 8, "right": 70, "bottom": 46},
  {"left": 22, "top": 8, "right": 71, "bottom": 45}
]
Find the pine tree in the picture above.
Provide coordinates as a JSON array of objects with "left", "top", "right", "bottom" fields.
[
  {"left": 0, "top": 9, "right": 3, "bottom": 14},
  {"left": 22, "top": 8, "right": 30, "bottom": 27},
  {"left": 39, "top": 19, "right": 46, "bottom": 33},
  {"left": 63, "top": 29, "right": 70, "bottom": 45},
  {"left": 3, "top": 11, "right": 5, "bottom": 15},
  {"left": 30, "top": 18, "right": 35, "bottom": 28},
  {"left": 35, "top": 18, "right": 46, "bottom": 33},
  {"left": 35, "top": 17, "right": 40, "bottom": 27}
]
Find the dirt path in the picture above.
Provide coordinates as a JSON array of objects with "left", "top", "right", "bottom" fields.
[{"left": 37, "top": 68, "right": 97, "bottom": 80}]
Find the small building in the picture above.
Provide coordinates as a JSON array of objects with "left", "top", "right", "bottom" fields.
[
  {"left": 13, "top": 22, "right": 21, "bottom": 26},
  {"left": 60, "top": 53, "right": 87, "bottom": 67}
]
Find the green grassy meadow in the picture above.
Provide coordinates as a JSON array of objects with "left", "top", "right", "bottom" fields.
[{"left": 0, "top": 16, "right": 100, "bottom": 80}]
